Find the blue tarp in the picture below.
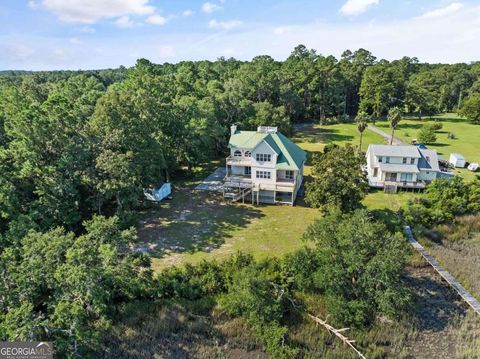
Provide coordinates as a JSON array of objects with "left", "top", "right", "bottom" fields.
[{"left": 144, "top": 182, "right": 172, "bottom": 202}]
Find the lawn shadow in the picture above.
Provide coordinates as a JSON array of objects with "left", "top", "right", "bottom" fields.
[
  {"left": 293, "top": 123, "right": 354, "bottom": 145},
  {"left": 135, "top": 188, "right": 264, "bottom": 259}
]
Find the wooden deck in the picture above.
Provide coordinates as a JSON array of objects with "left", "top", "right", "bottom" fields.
[{"left": 404, "top": 225, "right": 480, "bottom": 316}]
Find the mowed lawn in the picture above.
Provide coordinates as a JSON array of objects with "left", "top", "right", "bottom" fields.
[
  {"left": 145, "top": 191, "right": 319, "bottom": 271},
  {"left": 375, "top": 114, "right": 480, "bottom": 181},
  {"left": 293, "top": 122, "right": 385, "bottom": 174},
  {"left": 145, "top": 122, "right": 410, "bottom": 272}
]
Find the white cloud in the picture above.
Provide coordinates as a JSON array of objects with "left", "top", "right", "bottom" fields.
[
  {"left": 202, "top": 2, "right": 222, "bottom": 13},
  {"left": 115, "top": 16, "right": 134, "bottom": 28},
  {"left": 3, "top": 3, "right": 480, "bottom": 70},
  {"left": 146, "top": 14, "right": 167, "bottom": 25},
  {"left": 183, "top": 10, "right": 194, "bottom": 16},
  {"left": 40, "top": 0, "right": 155, "bottom": 23},
  {"left": 340, "top": 0, "right": 379, "bottom": 16},
  {"left": 418, "top": 2, "right": 464, "bottom": 19},
  {"left": 208, "top": 19, "right": 242, "bottom": 30}
]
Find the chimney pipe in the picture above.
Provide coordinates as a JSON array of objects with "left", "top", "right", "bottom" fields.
[{"left": 230, "top": 124, "right": 237, "bottom": 136}]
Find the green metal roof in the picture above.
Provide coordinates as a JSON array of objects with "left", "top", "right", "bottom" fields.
[{"left": 228, "top": 130, "right": 307, "bottom": 170}]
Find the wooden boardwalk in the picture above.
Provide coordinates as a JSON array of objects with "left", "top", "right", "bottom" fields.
[{"left": 404, "top": 225, "right": 480, "bottom": 316}]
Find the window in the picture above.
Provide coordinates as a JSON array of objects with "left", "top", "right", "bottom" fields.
[
  {"left": 373, "top": 168, "right": 378, "bottom": 177},
  {"left": 234, "top": 150, "right": 242, "bottom": 157},
  {"left": 410, "top": 158, "right": 415, "bottom": 164},
  {"left": 285, "top": 170, "right": 294, "bottom": 180},
  {"left": 244, "top": 151, "right": 251, "bottom": 157},
  {"left": 245, "top": 166, "right": 251, "bottom": 175},
  {"left": 378, "top": 156, "right": 383, "bottom": 163},
  {"left": 400, "top": 173, "right": 413, "bottom": 181},
  {"left": 403, "top": 157, "right": 407, "bottom": 164},
  {"left": 256, "top": 153, "right": 271, "bottom": 162},
  {"left": 386, "top": 157, "right": 390, "bottom": 163},
  {"left": 256, "top": 171, "right": 271, "bottom": 179}
]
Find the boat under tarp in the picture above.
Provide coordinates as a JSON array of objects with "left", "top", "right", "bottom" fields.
[{"left": 144, "top": 182, "right": 172, "bottom": 202}]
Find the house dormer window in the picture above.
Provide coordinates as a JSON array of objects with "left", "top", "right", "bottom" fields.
[
  {"left": 244, "top": 151, "right": 251, "bottom": 157},
  {"left": 410, "top": 158, "right": 415, "bottom": 164},
  {"left": 403, "top": 157, "right": 407, "bottom": 164},
  {"left": 256, "top": 153, "right": 271, "bottom": 162},
  {"left": 378, "top": 156, "right": 383, "bottom": 163},
  {"left": 386, "top": 157, "right": 390, "bottom": 163},
  {"left": 234, "top": 150, "right": 242, "bottom": 157}
]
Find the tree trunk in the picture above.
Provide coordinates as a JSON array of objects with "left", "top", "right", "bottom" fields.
[
  {"left": 358, "top": 132, "right": 363, "bottom": 155},
  {"left": 390, "top": 128, "right": 395, "bottom": 145}
]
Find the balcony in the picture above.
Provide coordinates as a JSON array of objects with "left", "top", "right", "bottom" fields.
[
  {"left": 368, "top": 179, "right": 426, "bottom": 189},
  {"left": 224, "top": 175, "right": 252, "bottom": 188},
  {"left": 226, "top": 155, "right": 252, "bottom": 166}
]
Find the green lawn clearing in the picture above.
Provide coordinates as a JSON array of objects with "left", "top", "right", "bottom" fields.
[
  {"left": 142, "top": 189, "right": 318, "bottom": 271},
  {"left": 142, "top": 122, "right": 409, "bottom": 272},
  {"left": 375, "top": 113, "right": 480, "bottom": 165}
]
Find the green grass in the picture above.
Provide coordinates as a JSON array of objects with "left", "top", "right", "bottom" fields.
[
  {"left": 147, "top": 195, "right": 319, "bottom": 271},
  {"left": 143, "top": 122, "right": 406, "bottom": 272},
  {"left": 375, "top": 113, "right": 480, "bottom": 163},
  {"left": 293, "top": 122, "right": 385, "bottom": 174},
  {"left": 362, "top": 190, "right": 419, "bottom": 211},
  {"left": 293, "top": 122, "right": 385, "bottom": 153}
]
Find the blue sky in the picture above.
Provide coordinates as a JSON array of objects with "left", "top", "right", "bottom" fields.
[{"left": 1, "top": 0, "right": 480, "bottom": 70}]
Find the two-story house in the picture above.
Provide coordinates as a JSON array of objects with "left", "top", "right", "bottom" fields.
[
  {"left": 224, "top": 125, "right": 307, "bottom": 205},
  {"left": 366, "top": 144, "right": 440, "bottom": 190}
]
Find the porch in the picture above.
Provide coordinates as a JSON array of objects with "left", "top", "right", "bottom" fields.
[{"left": 368, "top": 178, "right": 426, "bottom": 191}]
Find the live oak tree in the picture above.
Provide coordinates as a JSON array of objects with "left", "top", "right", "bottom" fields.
[
  {"left": 459, "top": 93, "right": 480, "bottom": 124},
  {"left": 0, "top": 216, "right": 153, "bottom": 357},
  {"left": 303, "top": 208, "right": 410, "bottom": 327},
  {"left": 305, "top": 144, "right": 368, "bottom": 212}
]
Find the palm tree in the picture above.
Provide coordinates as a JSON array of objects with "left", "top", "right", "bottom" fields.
[
  {"left": 356, "top": 111, "right": 368, "bottom": 155},
  {"left": 388, "top": 106, "right": 402, "bottom": 145}
]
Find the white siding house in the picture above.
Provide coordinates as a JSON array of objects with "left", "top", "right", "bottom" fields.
[
  {"left": 224, "top": 125, "right": 306, "bottom": 205},
  {"left": 366, "top": 144, "right": 440, "bottom": 190}
]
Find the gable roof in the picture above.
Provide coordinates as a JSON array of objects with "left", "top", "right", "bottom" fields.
[
  {"left": 367, "top": 144, "right": 440, "bottom": 173},
  {"left": 228, "top": 130, "right": 307, "bottom": 170},
  {"left": 368, "top": 144, "right": 421, "bottom": 158}
]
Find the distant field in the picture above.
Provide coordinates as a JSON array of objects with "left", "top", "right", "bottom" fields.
[
  {"left": 375, "top": 113, "right": 479, "bottom": 163},
  {"left": 293, "top": 122, "right": 385, "bottom": 175}
]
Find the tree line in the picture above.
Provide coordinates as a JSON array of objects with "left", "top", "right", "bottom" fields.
[{"left": 1, "top": 45, "right": 480, "bottom": 357}]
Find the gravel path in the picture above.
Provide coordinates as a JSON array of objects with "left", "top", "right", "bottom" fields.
[{"left": 367, "top": 124, "right": 405, "bottom": 145}]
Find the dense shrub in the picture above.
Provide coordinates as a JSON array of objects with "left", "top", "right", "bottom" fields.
[
  {"left": 403, "top": 177, "right": 480, "bottom": 229},
  {"left": 303, "top": 208, "right": 410, "bottom": 327}
]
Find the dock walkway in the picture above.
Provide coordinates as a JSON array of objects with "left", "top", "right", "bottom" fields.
[{"left": 404, "top": 225, "right": 480, "bottom": 315}]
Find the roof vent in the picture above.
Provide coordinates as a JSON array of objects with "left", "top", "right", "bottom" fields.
[{"left": 257, "top": 126, "right": 278, "bottom": 133}]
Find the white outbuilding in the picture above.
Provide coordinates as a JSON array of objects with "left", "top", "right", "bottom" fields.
[{"left": 449, "top": 153, "right": 466, "bottom": 168}]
